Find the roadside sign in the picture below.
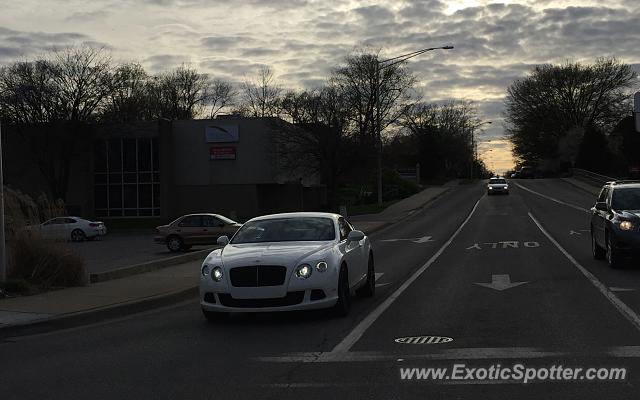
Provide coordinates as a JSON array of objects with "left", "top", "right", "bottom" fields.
[
  {"left": 210, "top": 146, "right": 236, "bottom": 160},
  {"left": 205, "top": 124, "right": 239, "bottom": 143}
]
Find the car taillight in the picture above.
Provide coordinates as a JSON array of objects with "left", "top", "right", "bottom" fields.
[{"left": 89, "top": 223, "right": 99, "bottom": 227}]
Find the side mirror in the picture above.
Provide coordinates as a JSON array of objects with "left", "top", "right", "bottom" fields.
[
  {"left": 594, "top": 202, "right": 608, "bottom": 211},
  {"left": 347, "top": 230, "right": 365, "bottom": 242},
  {"left": 217, "top": 235, "right": 229, "bottom": 246}
]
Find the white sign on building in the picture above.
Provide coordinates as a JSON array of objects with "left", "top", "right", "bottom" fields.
[{"left": 205, "top": 124, "right": 239, "bottom": 143}]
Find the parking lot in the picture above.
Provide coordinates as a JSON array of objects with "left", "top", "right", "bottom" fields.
[{"left": 66, "top": 230, "right": 213, "bottom": 274}]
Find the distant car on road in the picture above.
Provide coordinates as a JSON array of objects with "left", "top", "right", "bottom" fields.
[
  {"left": 155, "top": 213, "right": 241, "bottom": 252},
  {"left": 26, "top": 217, "right": 107, "bottom": 242},
  {"left": 518, "top": 166, "right": 535, "bottom": 179},
  {"left": 199, "top": 212, "right": 375, "bottom": 321},
  {"left": 487, "top": 177, "right": 509, "bottom": 195},
  {"left": 591, "top": 181, "right": 640, "bottom": 268}
]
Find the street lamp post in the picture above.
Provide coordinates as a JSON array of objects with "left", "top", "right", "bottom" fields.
[
  {"left": 469, "top": 121, "right": 492, "bottom": 179},
  {"left": 375, "top": 45, "right": 454, "bottom": 206},
  {"left": 0, "top": 122, "right": 5, "bottom": 283}
]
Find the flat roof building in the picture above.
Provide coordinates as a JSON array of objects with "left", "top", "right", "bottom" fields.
[{"left": 4, "top": 117, "right": 326, "bottom": 224}]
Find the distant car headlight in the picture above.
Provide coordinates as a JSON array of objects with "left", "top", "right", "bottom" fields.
[
  {"left": 620, "top": 221, "right": 635, "bottom": 231},
  {"left": 211, "top": 267, "right": 224, "bottom": 282},
  {"left": 316, "top": 261, "right": 328, "bottom": 272},
  {"left": 202, "top": 264, "right": 211, "bottom": 276},
  {"left": 295, "top": 264, "right": 312, "bottom": 279},
  {"left": 488, "top": 186, "right": 493, "bottom": 190}
]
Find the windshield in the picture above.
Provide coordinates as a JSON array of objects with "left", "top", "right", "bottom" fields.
[
  {"left": 489, "top": 179, "right": 507, "bottom": 184},
  {"left": 612, "top": 188, "right": 640, "bottom": 210},
  {"left": 230, "top": 217, "right": 335, "bottom": 244}
]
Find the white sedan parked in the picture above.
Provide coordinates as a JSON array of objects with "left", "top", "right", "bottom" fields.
[
  {"left": 200, "top": 212, "right": 375, "bottom": 320},
  {"left": 27, "top": 217, "right": 107, "bottom": 241}
]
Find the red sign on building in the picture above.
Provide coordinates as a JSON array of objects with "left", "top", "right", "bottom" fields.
[{"left": 210, "top": 146, "right": 236, "bottom": 160}]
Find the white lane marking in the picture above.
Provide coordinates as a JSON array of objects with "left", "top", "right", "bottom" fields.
[
  {"left": 380, "top": 236, "right": 433, "bottom": 244},
  {"left": 529, "top": 212, "right": 640, "bottom": 333},
  {"left": 569, "top": 230, "right": 582, "bottom": 235},
  {"left": 330, "top": 199, "right": 482, "bottom": 355},
  {"left": 610, "top": 287, "right": 636, "bottom": 292},
  {"left": 514, "top": 182, "right": 589, "bottom": 213},
  {"left": 257, "top": 345, "right": 640, "bottom": 363},
  {"left": 256, "top": 347, "right": 564, "bottom": 363},
  {"left": 474, "top": 274, "right": 529, "bottom": 291}
]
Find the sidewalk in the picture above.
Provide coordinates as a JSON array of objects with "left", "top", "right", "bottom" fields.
[
  {"left": 349, "top": 181, "right": 456, "bottom": 234},
  {"left": 0, "top": 182, "right": 456, "bottom": 332},
  {"left": 0, "top": 260, "right": 201, "bottom": 330}
]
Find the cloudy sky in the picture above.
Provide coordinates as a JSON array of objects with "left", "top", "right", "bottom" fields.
[{"left": 1, "top": 0, "right": 639, "bottom": 172}]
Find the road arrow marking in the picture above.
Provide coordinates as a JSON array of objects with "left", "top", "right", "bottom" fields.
[
  {"left": 474, "top": 274, "right": 529, "bottom": 291},
  {"left": 569, "top": 230, "right": 582, "bottom": 235},
  {"left": 610, "top": 287, "right": 636, "bottom": 292},
  {"left": 381, "top": 236, "right": 433, "bottom": 244}
]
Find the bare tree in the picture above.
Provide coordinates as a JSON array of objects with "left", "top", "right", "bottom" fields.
[
  {"left": 239, "top": 66, "right": 282, "bottom": 117},
  {"left": 400, "top": 101, "right": 480, "bottom": 178},
  {"left": 275, "top": 85, "right": 354, "bottom": 210},
  {"left": 149, "top": 64, "right": 209, "bottom": 120},
  {"left": 505, "top": 58, "right": 637, "bottom": 167},
  {"left": 205, "top": 78, "right": 236, "bottom": 118},
  {"left": 0, "top": 46, "right": 114, "bottom": 200},
  {"left": 101, "top": 63, "right": 152, "bottom": 122},
  {"left": 331, "top": 51, "right": 416, "bottom": 145}
]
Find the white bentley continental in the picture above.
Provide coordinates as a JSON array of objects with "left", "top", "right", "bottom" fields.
[{"left": 199, "top": 212, "right": 375, "bottom": 320}]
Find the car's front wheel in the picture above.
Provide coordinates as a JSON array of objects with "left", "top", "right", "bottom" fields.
[
  {"left": 591, "top": 229, "right": 605, "bottom": 260},
  {"left": 167, "top": 235, "right": 184, "bottom": 252},
  {"left": 332, "top": 265, "right": 351, "bottom": 317},
  {"left": 356, "top": 254, "right": 375, "bottom": 298}
]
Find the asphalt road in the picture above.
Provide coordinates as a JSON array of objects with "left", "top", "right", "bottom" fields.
[{"left": 3, "top": 179, "right": 640, "bottom": 399}]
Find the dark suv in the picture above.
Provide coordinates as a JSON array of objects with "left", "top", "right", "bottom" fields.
[{"left": 591, "top": 181, "right": 640, "bottom": 268}]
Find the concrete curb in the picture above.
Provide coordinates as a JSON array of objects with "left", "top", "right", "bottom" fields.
[
  {"left": 89, "top": 248, "right": 218, "bottom": 283},
  {"left": 0, "top": 286, "right": 198, "bottom": 338}
]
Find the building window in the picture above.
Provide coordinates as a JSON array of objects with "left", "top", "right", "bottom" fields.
[{"left": 94, "top": 138, "right": 160, "bottom": 217}]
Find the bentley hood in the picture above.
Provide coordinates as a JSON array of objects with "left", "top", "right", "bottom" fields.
[{"left": 219, "top": 241, "right": 334, "bottom": 268}]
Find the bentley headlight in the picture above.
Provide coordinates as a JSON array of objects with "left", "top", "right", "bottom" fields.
[
  {"left": 620, "top": 221, "right": 634, "bottom": 231},
  {"left": 295, "top": 264, "right": 312, "bottom": 279},
  {"left": 202, "top": 264, "right": 211, "bottom": 276},
  {"left": 316, "top": 261, "right": 328, "bottom": 272},
  {"left": 211, "top": 267, "right": 224, "bottom": 282}
]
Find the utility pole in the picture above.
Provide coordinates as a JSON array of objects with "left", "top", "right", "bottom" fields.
[
  {"left": 375, "top": 62, "right": 383, "bottom": 207},
  {"left": 0, "top": 122, "right": 6, "bottom": 283}
]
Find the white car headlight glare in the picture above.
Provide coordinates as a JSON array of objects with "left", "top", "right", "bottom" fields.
[
  {"left": 295, "top": 264, "right": 312, "bottom": 279},
  {"left": 316, "top": 261, "right": 328, "bottom": 272},
  {"left": 202, "top": 264, "right": 211, "bottom": 276},
  {"left": 620, "top": 221, "right": 634, "bottom": 231},
  {"left": 211, "top": 267, "right": 224, "bottom": 282}
]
